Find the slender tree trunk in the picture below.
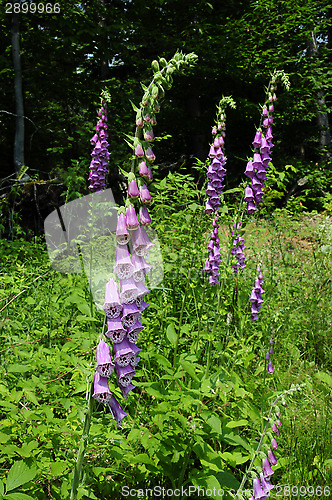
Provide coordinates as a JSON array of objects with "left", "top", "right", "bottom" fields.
[
  {"left": 11, "top": 9, "right": 25, "bottom": 175},
  {"left": 308, "top": 30, "right": 332, "bottom": 158}
]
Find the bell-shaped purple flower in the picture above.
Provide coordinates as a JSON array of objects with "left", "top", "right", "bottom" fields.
[
  {"left": 271, "top": 437, "right": 278, "bottom": 450},
  {"left": 131, "top": 225, "right": 153, "bottom": 257},
  {"left": 132, "top": 253, "right": 152, "bottom": 282},
  {"left": 93, "top": 371, "right": 112, "bottom": 403},
  {"left": 120, "top": 382, "right": 135, "bottom": 401},
  {"left": 139, "top": 205, "right": 152, "bottom": 226},
  {"left": 126, "top": 204, "right": 139, "bottom": 230},
  {"left": 138, "top": 160, "right": 149, "bottom": 179},
  {"left": 116, "top": 212, "right": 130, "bottom": 245},
  {"left": 116, "top": 364, "right": 135, "bottom": 387},
  {"left": 135, "top": 143, "right": 144, "bottom": 157},
  {"left": 106, "top": 317, "right": 126, "bottom": 343},
  {"left": 128, "top": 178, "right": 140, "bottom": 199},
  {"left": 262, "top": 456, "right": 274, "bottom": 478},
  {"left": 114, "top": 244, "right": 134, "bottom": 280},
  {"left": 145, "top": 146, "right": 156, "bottom": 162},
  {"left": 268, "top": 449, "right": 277, "bottom": 466},
  {"left": 140, "top": 184, "right": 152, "bottom": 204},
  {"left": 113, "top": 338, "right": 135, "bottom": 366},
  {"left": 103, "top": 279, "right": 122, "bottom": 318},
  {"left": 96, "top": 339, "right": 114, "bottom": 377},
  {"left": 129, "top": 343, "right": 141, "bottom": 367},
  {"left": 127, "top": 319, "right": 144, "bottom": 343},
  {"left": 268, "top": 360, "right": 273, "bottom": 373},
  {"left": 122, "top": 302, "right": 141, "bottom": 328},
  {"left": 120, "top": 277, "right": 139, "bottom": 304},
  {"left": 108, "top": 395, "right": 128, "bottom": 428},
  {"left": 144, "top": 128, "right": 154, "bottom": 141},
  {"left": 252, "top": 476, "right": 265, "bottom": 499},
  {"left": 260, "top": 473, "right": 274, "bottom": 495}
]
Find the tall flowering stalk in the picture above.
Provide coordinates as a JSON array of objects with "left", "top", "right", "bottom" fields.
[
  {"left": 204, "top": 97, "right": 236, "bottom": 285},
  {"left": 244, "top": 70, "right": 290, "bottom": 214},
  {"left": 234, "top": 384, "right": 305, "bottom": 500},
  {"left": 88, "top": 92, "right": 111, "bottom": 192}
]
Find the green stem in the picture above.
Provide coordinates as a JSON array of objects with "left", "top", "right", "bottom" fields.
[
  {"left": 177, "top": 436, "right": 194, "bottom": 490},
  {"left": 172, "top": 290, "right": 187, "bottom": 368},
  {"left": 70, "top": 381, "right": 94, "bottom": 500}
]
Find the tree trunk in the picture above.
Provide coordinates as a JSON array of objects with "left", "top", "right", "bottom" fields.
[
  {"left": 11, "top": 10, "right": 25, "bottom": 175},
  {"left": 308, "top": 30, "right": 332, "bottom": 159}
]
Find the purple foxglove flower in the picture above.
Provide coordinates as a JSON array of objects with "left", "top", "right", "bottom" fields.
[
  {"left": 126, "top": 204, "right": 139, "bottom": 230},
  {"left": 262, "top": 457, "right": 274, "bottom": 478},
  {"left": 268, "top": 360, "right": 273, "bottom": 373},
  {"left": 127, "top": 319, "right": 144, "bottom": 343},
  {"left": 146, "top": 165, "right": 153, "bottom": 181},
  {"left": 106, "top": 317, "right": 126, "bottom": 343},
  {"left": 271, "top": 437, "right": 278, "bottom": 450},
  {"left": 271, "top": 422, "right": 280, "bottom": 436},
  {"left": 252, "top": 476, "right": 265, "bottom": 499},
  {"left": 131, "top": 225, "right": 153, "bottom": 257},
  {"left": 130, "top": 344, "right": 142, "bottom": 368},
  {"left": 128, "top": 179, "right": 140, "bottom": 199},
  {"left": 140, "top": 184, "right": 152, "bottom": 204},
  {"left": 136, "top": 279, "right": 150, "bottom": 298},
  {"left": 114, "top": 244, "right": 134, "bottom": 280},
  {"left": 276, "top": 418, "right": 281, "bottom": 427},
  {"left": 268, "top": 449, "right": 277, "bottom": 465},
  {"left": 260, "top": 136, "right": 270, "bottom": 154},
  {"left": 139, "top": 205, "right": 152, "bottom": 226},
  {"left": 120, "top": 277, "right": 139, "bottom": 304},
  {"left": 116, "top": 364, "right": 135, "bottom": 387},
  {"left": 205, "top": 200, "right": 214, "bottom": 214},
  {"left": 135, "top": 143, "right": 144, "bottom": 157},
  {"left": 137, "top": 297, "right": 148, "bottom": 312},
  {"left": 103, "top": 279, "right": 122, "bottom": 318},
  {"left": 131, "top": 253, "right": 152, "bottom": 282},
  {"left": 122, "top": 302, "right": 141, "bottom": 328},
  {"left": 260, "top": 473, "right": 274, "bottom": 494},
  {"left": 138, "top": 160, "right": 149, "bottom": 179},
  {"left": 145, "top": 146, "right": 156, "bottom": 162},
  {"left": 252, "top": 130, "right": 262, "bottom": 148},
  {"left": 93, "top": 371, "right": 112, "bottom": 403},
  {"left": 116, "top": 212, "right": 130, "bottom": 246},
  {"left": 265, "top": 351, "right": 270, "bottom": 360},
  {"left": 262, "top": 106, "right": 268, "bottom": 117},
  {"left": 143, "top": 113, "right": 150, "bottom": 122},
  {"left": 144, "top": 128, "right": 154, "bottom": 141},
  {"left": 252, "top": 152, "right": 263, "bottom": 170},
  {"left": 120, "top": 382, "right": 135, "bottom": 400},
  {"left": 244, "top": 186, "right": 254, "bottom": 201},
  {"left": 136, "top": 116, "right": 143, "bottom": 127},
  {"left": 262, "top": 117, "right": 269, "bottom": 128},
  {"left": 96, "top": 339, "right": 115, "bottom": 377},
  {"left": 209, "top": 275, "right": 218, "bottom": 285},
  {"left": 108, "top": 395, "right": 128, "bottom": 428},
  {"left": 212, "top": 126, "right": 217, "bottom": 135},
  {"left": 247, "top": 201, "right": 257, "bottom": 214},
  {"left": 113, "top": 338, "right": 135, "bottom": 366},
  {"left": 245, "top": 159, "right": 255, "bottom": 178}
]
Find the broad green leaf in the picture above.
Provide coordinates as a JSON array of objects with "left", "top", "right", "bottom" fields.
[
  {"left": 166, "top": 324, "right": 177, "bottom": 347},
  {"left": 4, "top": 493, "right": 35, "bottom": 500},
  {"left": 50, "top": 462, "right": 68, "bottom": 477},
  {"left": 5, "top": 461, "right": 37, "bottom": 492},
  {"left": 7, "top": 365, "right": 30, "bottom": 373},
  {"left": 0, "top": 479, "right": 4, "bottom": 496}
]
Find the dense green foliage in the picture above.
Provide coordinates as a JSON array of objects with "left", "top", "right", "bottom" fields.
[{"left": 0, "top": 182, "right": 331, "bottom": 498}]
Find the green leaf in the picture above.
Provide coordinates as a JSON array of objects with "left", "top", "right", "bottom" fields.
[
  {"left": 7, "top": 365, "right": 30, "bottom": 373},
  {"left": 4, "top": 493, "right": 35, "bottom": 500},
  {"left": 5, "top": 461, "right": 37, "bottom": 492},
  {"left": 166, "top": 324, "right": 177, "bottom": 347},
  {"left": 0, "top": 479, "right": 4, "bottom": 496}
]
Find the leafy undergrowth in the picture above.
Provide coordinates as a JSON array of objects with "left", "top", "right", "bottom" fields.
[{"left": 0, "top": 199, "right": 331, "bottom": 499}]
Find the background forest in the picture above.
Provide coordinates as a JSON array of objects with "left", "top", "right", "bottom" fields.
[{"left": 0, "top": 1, "right": 332, "bottom": 500}]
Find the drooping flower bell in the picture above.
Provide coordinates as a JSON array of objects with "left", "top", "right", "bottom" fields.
[
  {"left": 92, "top": 371, "right": 112, "bottom": 403},
  {"left": 108, "top": 395, "right": 128, "bottom": 428},
  {"left": 103, "top": 279, "right": 122, "bottom": 318},
  {"left": 96, "top": 339, "right": 115, "bottom": 377},
  {"left": 250, "top": 265, "right": 265, "bottom": 321}
]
